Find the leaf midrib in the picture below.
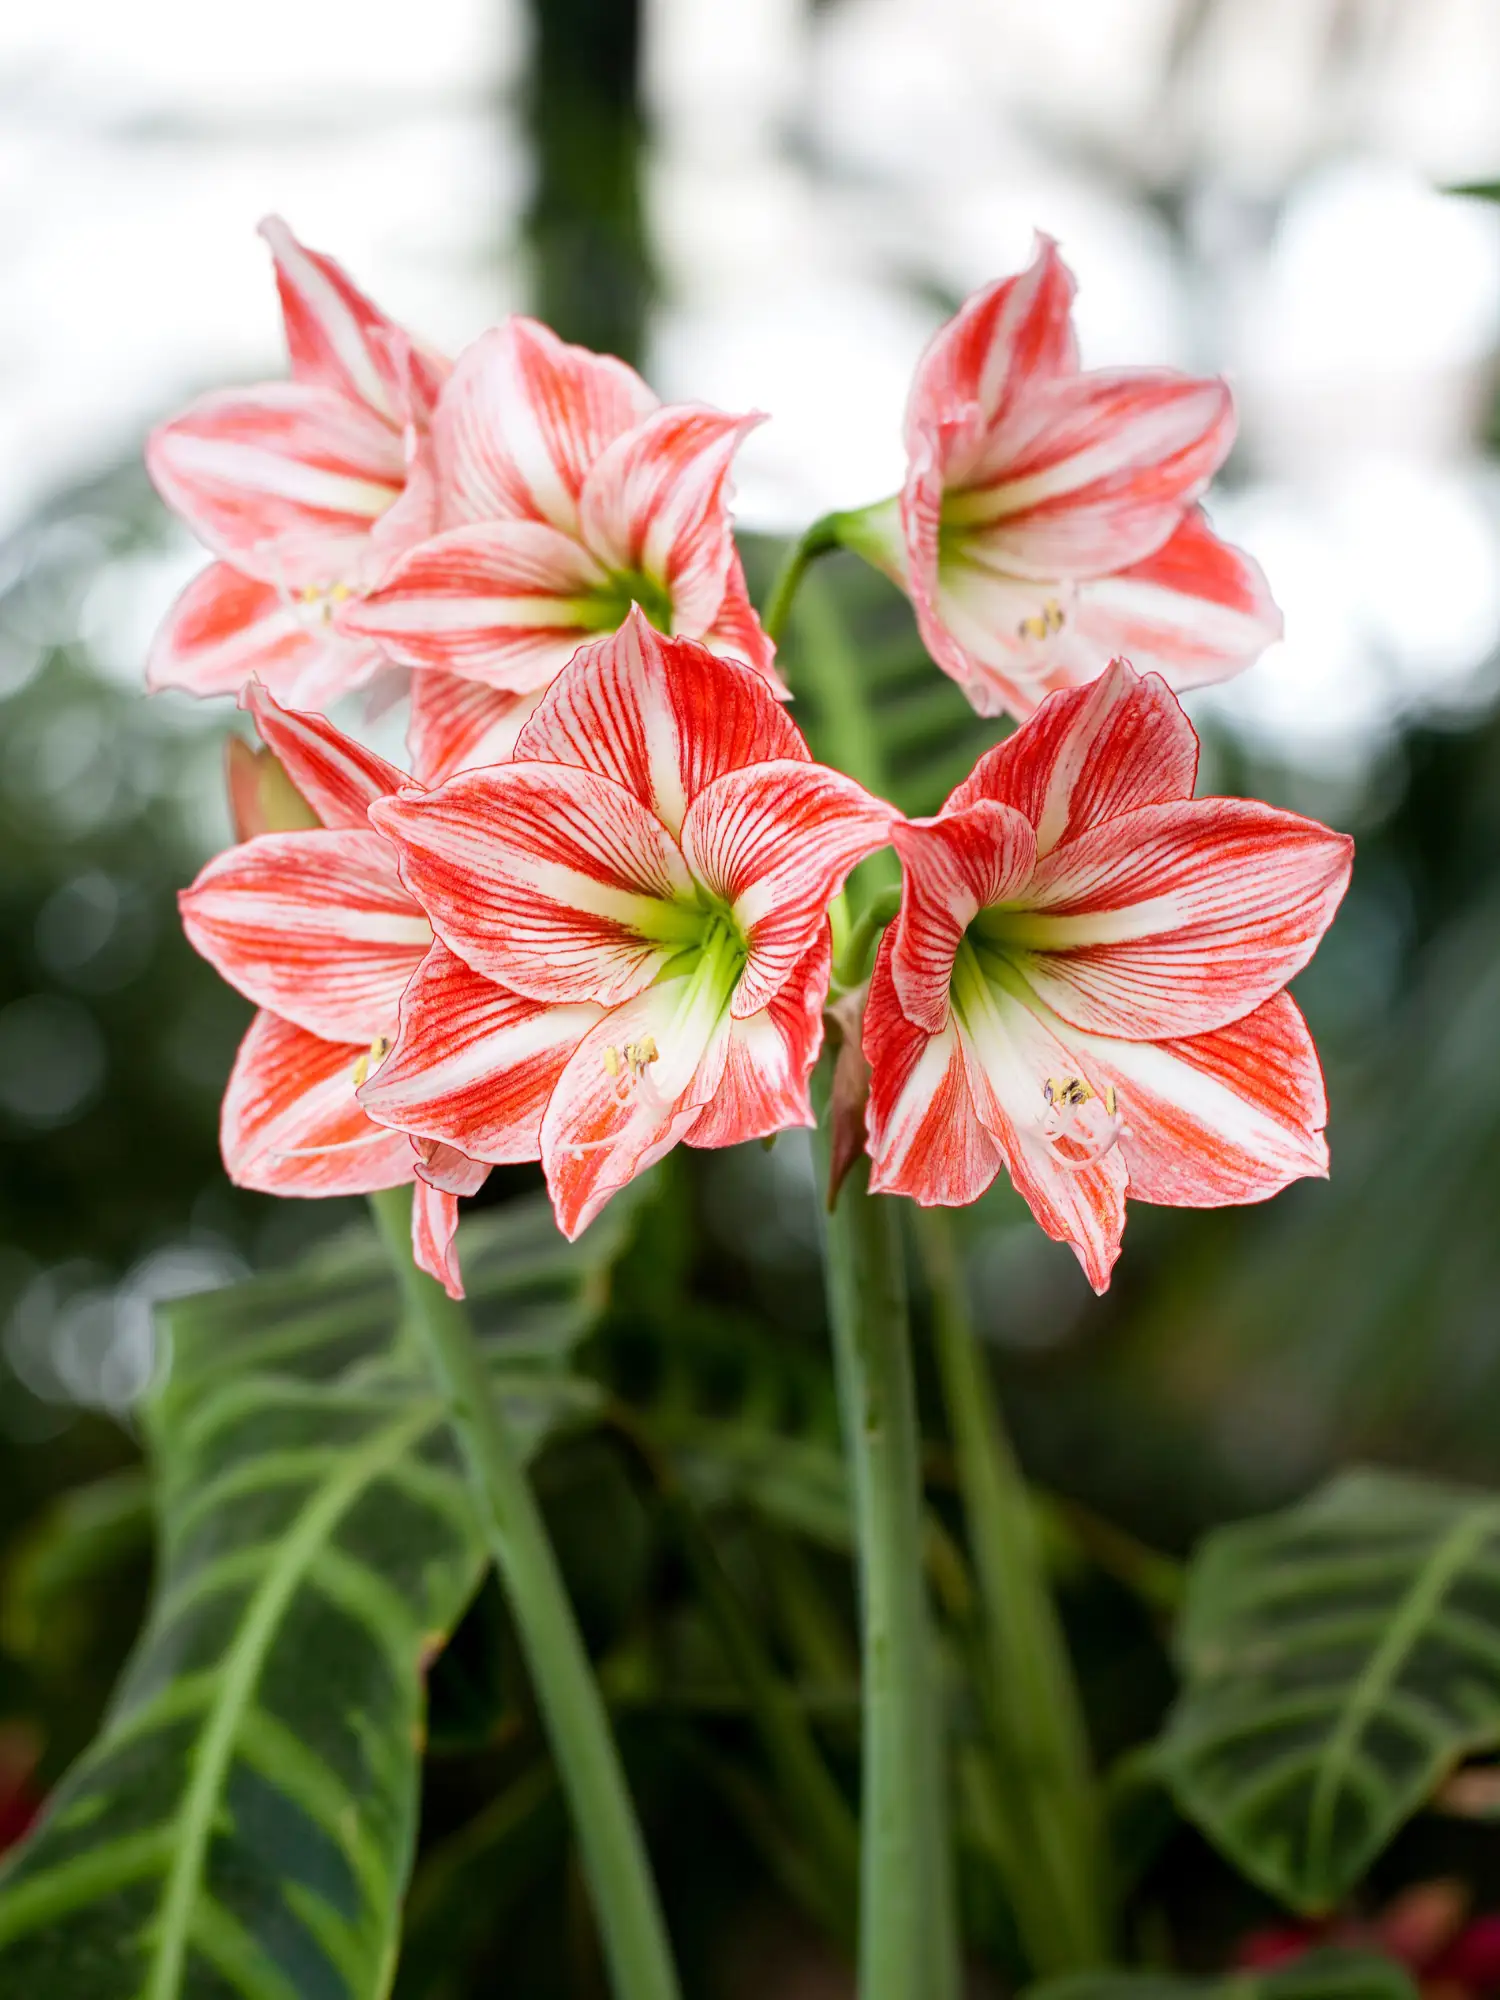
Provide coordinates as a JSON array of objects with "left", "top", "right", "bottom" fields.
[
  {"left": 1303, "top": 1501, "right": 1500, "bottom": 1886},
  {"left": 143, "top": 1397, "right": 442, "bottom": 2000}
]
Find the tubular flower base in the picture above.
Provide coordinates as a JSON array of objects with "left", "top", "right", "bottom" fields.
[
  {"left": 359, "top": 609, "right": 896, "bottom": 1239},
  {"left": 337, "top": 314, "right": 786, "bottom": 746},
  {"left": 840, "top": 235, "right": 1281, "bottom": 720},
  {"left": 147, "top": 219, "right": 447, "bottom": 710},
  {"left": 863, "top": 660, "right": 1352, "bottom": 1291},
  {"left": 178, "top": 681, "right": 485, "bottom": 1293}
]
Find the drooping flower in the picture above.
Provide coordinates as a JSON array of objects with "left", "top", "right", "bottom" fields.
[
  {"left": 359, "top": 611, "right": 895, "bottom": 1238},
  {"left": 178, "top": 681, "right": 484, "bottom": 1294},
  {"left": 862, "top": 660, "right": 1351, "bottom": 1291},
  {"left": 839, "top": 236, "right": 1281, "bottom": 721},
  {"left": 336, "top": 318, "right": 785, "bottom": 731},
  {"left": 147, "top": 219, "right": 448, "bottom": 710}
]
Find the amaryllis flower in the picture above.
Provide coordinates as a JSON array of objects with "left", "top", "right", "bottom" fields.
[
  {"left": 147, "top": 218, "right": 448, "bottom": 710},
  {"left": 179, "top": 682, "right": 484, "bottom": 1295},
  {"left": 862, "top": 660, "right": 1351, "bottom": 1291},
  {"left": 841, "top": 236, "right": 1280, "bottom": 721},
  {"left": 358, "top": 610, "right": 894, "bottom": 1239},
  {"left": 337, "top": 317, "right": 784, "bottom": 723}
]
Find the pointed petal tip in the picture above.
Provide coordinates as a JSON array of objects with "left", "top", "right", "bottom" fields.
[
  {"left": 1072, "top": 1221, "right": 1121, "bottom": 1296},
  {"left": 1027, "top": 229, "right": 1071, "bottom": 277},
  {"left": 238, "top": 675, "right": 272, "bottom": 719}
]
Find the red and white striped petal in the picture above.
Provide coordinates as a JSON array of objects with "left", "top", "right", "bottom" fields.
[
  {"left": 944, "top": 369, "right": 1233, "bottom": 580},
  {"left": 180, "top": 827, "right": 431, "bottom": 1044},
  {"left": 540, "top": 975, "right": 730, "bottom": 1241},
  {"left": 680, "top": 760, "right": 899, "bottom": 1018},
  {"left": 358, "top": 941, "right": 598, "bottom": 1163},
  {"left": 1053, "top": 991, "right": 1329, "bottom": 1207},
  {"left": 412, "top": 1135, "right": 493, "bottom": 1197},
  {"left": 339, "top": 518, "right": 608, "bottom": 692},
  {"left": 578, "top": 405, "right": 762, "bottom": 637},
  {"left": 1071, "top": 508, "right": 1283, "bottom": 692},
  {"left": 513, "top": 609, "right": 807, "bottom": 838},
  {"left": 951, "top": 660, "right": 1199, "bottom": 855},
  {"left": 411, "top": 1176, "right": 465, "bottom": 1298},
  {"left": 259, "top": 215, "right": 447, "bottom": 427},
  {"left": 221, "top": 1010, "right": 415, "bottom": 1196},
  {"left": 955, "top": 967, "right": 1128, "bottom": 1293},
  {"left": 241, "top": 679, "right": 408, "bottom": 829},
  {"left": 901, "top": 434, "right": 986, "bottom": 700},
  {"left": 147, "top": 383, "right": 406, "bottom": 585},
  {"left": 686, "top": 929, "right": 831, "bottom": 1148},
  {"left": 371, "top": 764, "right": 695, "bottom": 1006},
  {"left": 902, "top": 436, "right": 1118, "bottom": 723},
  {"left": 889, "top": 802, "right": 1037, "bottom": 1033},
  {"left": 145, "top": 562, "right": 385, "bottom": 706},
  {"left": 364, "top": 417, "right": 441, "bottom": 577},
  {"left": 434, "top": 318, "right": 657, "bottom": 533},
  {"left": 696, "top": 545, "right": 787, "bottom": 694},
  {"left": 904, "top": 236, "right": 1079, "bottom": 463},
  {"left": 1010, "top": 797, "right": 1354, "bottom": 1040},
  {"left": 919, "top": 551, "right": 1087, "bottom": 715},
  {"left": 407, "top": 674, "right": 543, "bottom": 784},
  {"left": 864, "top": 935, "right": 1004, "bottom": 1208}
]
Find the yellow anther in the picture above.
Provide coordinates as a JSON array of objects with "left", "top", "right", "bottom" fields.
[
  {"left": 1044, "top": 1075, "right": 1095, "bottom": 1109},
  {"left": 352, "top": 1033, "right": 393, "bottom": 1089},
  {"left": 604, "top": 1036, "right": 661, "bottom": 1093},
  {"left": 1018, "top": 597, "right": 1066, "bottom": 642},
  {"left": 1040, "top": 1073, "right": 1128, "bottom": 1172},
  {"left": 292, "top": 580, "right": 356, "bottom": 624}
]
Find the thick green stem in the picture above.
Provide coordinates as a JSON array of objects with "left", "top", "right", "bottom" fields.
[
  {"left": 762, "top": 516, "right": 843, "bottom": 647},
  {"left": 368, "top": 1188, "right": 680, "bottom": 2000},
  {"left": 916, "top": 1206, "right": 1110, "bottom": 1973},
  {"left": 810, "top": 1096, "right": 961, "bottom": 2000}
]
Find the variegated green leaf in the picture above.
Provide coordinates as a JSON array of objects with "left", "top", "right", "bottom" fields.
[
  {"left": 1160, "top": 1470, "right": 1500, "bottom": 1914},
  {"left": 0, "top": 1193, "right": 635, "bottom": 1999}
]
